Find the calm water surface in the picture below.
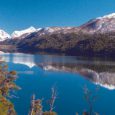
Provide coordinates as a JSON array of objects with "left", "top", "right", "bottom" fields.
[{"left": 0, "top": 53, "right": 115, "bottom": 115}]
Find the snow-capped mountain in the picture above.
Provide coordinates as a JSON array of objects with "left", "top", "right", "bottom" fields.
[
  {"left": 79, "top": 13, "right": 115, "bottom": 33},
  {"left": 10, "top": 13, "right": 115, "bottom": 38},
  {"left": 97, "top": 13, "right": 115, "bottom": 19},
  {"left": 10, "top": 13, "right": 115, "bottom": 39},
  {"left": 36, "top": 27, "right": 79, "bottom": 36},
  {"left": 42, "top": 27, "right": 63, "bottom": 33},
  {"left": 11, "top": 27, "right": 64, "bottom": 39},
  {"left": 11, "top": 26, "right": 38, "bottom": 39},
  {"left": 0, "top": 29, "right": 11, "bottom": 41},
  {"left": 1, "top": 12, "right": 115, "bottom": 40}
]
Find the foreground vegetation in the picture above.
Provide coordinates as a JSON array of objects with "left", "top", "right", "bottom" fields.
[
  {"left": 0, "top": 61, "right": 19, "bottom": 115},
  {"left": 0, "top": 61, "right": 101, "bottom": 115},
  {"left": 28, "top": 86, "right": 100, "bottom": 115},
  {"left": 29, "top": 87, "right": 57, "bottom": 115}
]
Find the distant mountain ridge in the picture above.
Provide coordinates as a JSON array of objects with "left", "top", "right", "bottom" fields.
[
  {"left": 0, "top": 29, "right": 11, "bottom": 41},
  {"left": 1, "top": 12, "right": 115, "bottom": 40},
  {"left": 0, "top": 13, "right": 115, "bottom": 57},
  {"left": 79, "top": 13, "right": 115, "bottom": 33},
  {"left": 11, "top": 26, "right": 37, "bottom": 39}
]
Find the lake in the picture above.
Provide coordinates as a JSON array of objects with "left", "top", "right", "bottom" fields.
[{"left": 0, "top": 53, "right": 115, "bottom": 115}]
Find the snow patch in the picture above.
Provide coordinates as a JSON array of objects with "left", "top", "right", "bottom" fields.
[
  {"left": 0, "top": 29, "right": 11, "bottom": 41},
  {"left": 97, "top": 13, "right": 115, "bottom": 19},
  {"left": 11, "top": 26, "right": 37, "bottom": 38}
]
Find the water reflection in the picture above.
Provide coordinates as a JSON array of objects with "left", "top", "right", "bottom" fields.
[{"left": 0, "top": 53, "right": 115, "bottom": 90}]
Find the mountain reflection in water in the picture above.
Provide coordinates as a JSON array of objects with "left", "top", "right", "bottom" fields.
[{"left": 0, "top": 53, "right": 115, "bottom": 90}]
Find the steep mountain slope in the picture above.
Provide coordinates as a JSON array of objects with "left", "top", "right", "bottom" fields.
[
  {"left": 0, "top": 29, "right": 11, "bottom": 41},
  {"left": 9, "top": 13, "right": 115, "bottom": 39},
  {"left": 37, "top": 27, "right": 79, "bottom": 35},
  {"left": 11, "top": 26, "right": 79, "bottom": 39},
  {"left": 11, "top": 26, "right": 38, "bottom": 39},
  {"left": 0, "top": 13, "right": 115, "bottom": 57},
  {"left": 79, "top": 13, "right": 115, "bottom": 33}
]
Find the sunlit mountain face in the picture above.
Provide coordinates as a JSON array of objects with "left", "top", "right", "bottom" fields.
[
  {"left": 0, "top": 13, "right": 115, "bottom": 57},
  {"left": 1, "top": 13, "right": 115, "bottom": 40},
  {"left": 79, "top": 13, "right": 115, "bottom": 33},
  {"left": 0, "top": 53, "right": 115, "bottom": 90},
  {"left": 0, "top": 29, "right": 11, "bottom": 41}
]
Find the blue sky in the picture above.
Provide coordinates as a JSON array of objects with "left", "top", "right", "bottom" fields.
[{"left": 0, "top": 0, "right": 115, "bottom": 33}]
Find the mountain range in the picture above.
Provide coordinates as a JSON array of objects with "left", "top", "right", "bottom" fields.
[{"left": 0, "top": 13, "right": 115, "bottom": 57}]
